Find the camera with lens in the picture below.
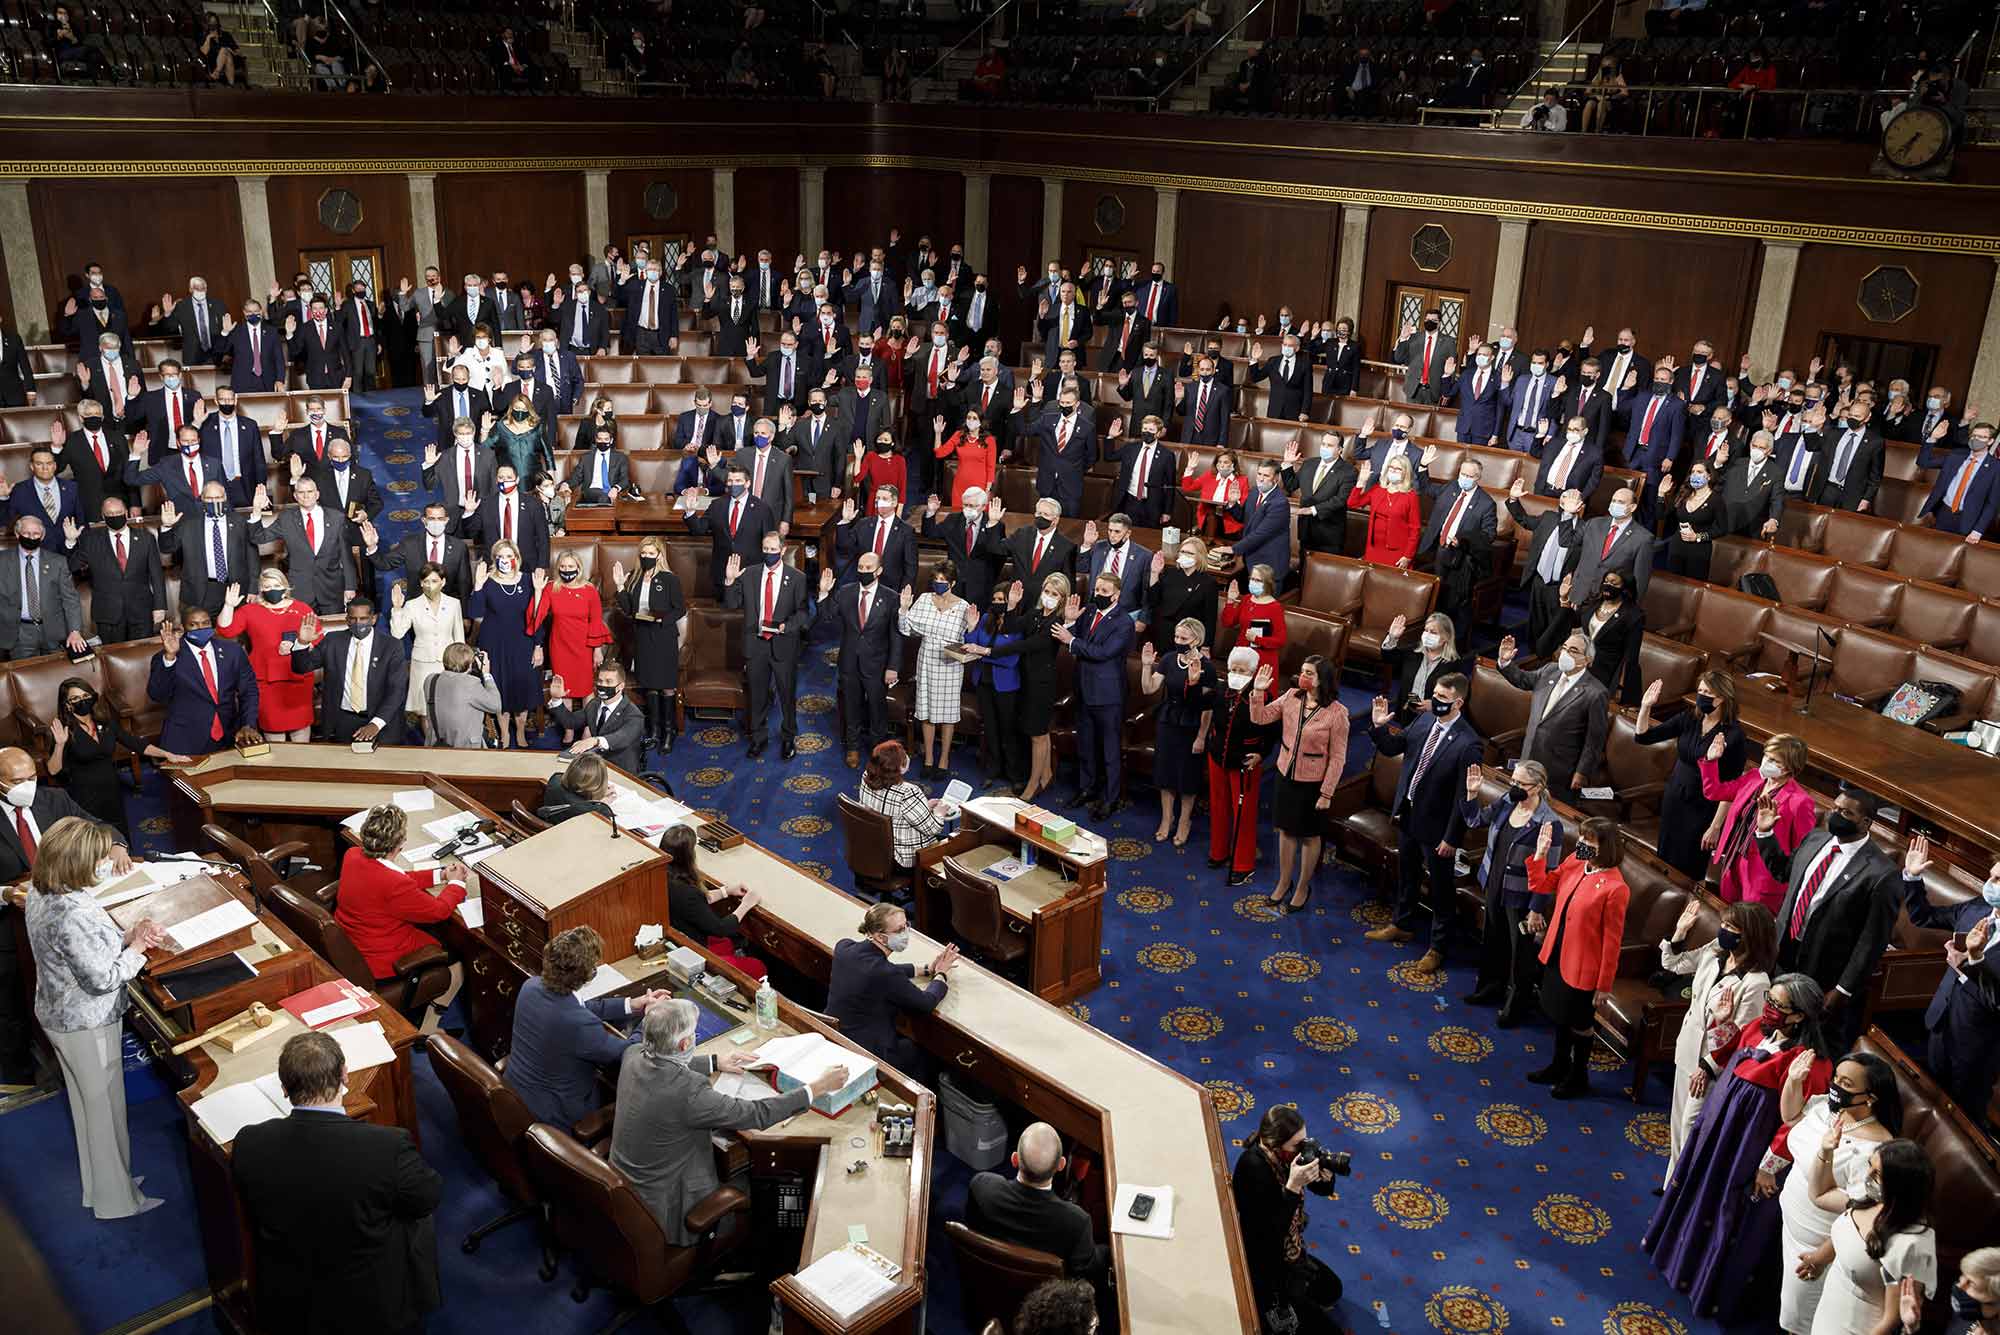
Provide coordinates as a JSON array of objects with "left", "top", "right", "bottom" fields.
[
  {"left": 1293, "top": 1139, "right": 1350, "bottom": 1194},
  {"left": 1531, "top": 102, "right": 1550, "bottom": 122}
]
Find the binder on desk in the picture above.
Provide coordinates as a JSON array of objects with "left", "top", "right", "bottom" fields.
[{"left": 279, "top": 979, "right": 380, "bottom": 1029}]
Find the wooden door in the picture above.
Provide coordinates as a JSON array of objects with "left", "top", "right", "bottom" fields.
[
  {"left": 1388, "top": 283, "right": 1471, "bottom": 358},
  {"left": 299, "top": 247, "right": 384, "bottom": 304}
]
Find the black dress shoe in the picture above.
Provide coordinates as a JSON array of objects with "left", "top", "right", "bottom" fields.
[
  {"left": 1463, "top": 987, "right": 1505, "bottom": 1007},
  {"left": 1550, "top": 1075, "right": 1591, "bottom": 1100},
  {"left": 1495, "top": 1007, "right": 1527, "bottom": 1030},
  {"left": 1088, "top": 801, "right": 1111, "bottom": 822},
  {"left": 1102, "top": 797, "right": 1128, "bottom": 817},
  {"left": 1525, "top": 1060, "right": 1565, "bottom": 1086},
  {"left": 782, "top": 740, "right": 798, "bottom": 760},
  {"left": 659, "top": 729, "right": 676, "bottom": 754},
  {"left": 1207, "top": 856, "right": 1227, "bottom": 870},
  {"left": 747, "top": 742, "right": 767, "bottom": 759}
]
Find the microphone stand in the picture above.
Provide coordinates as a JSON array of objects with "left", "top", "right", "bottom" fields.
[{"left": 1796, "top": 625, "right": 1834, "bottom": 717}]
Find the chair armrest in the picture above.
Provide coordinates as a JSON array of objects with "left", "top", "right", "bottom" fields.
[
  {"left": 393, "top": 942, "right": 451, "bottom": 977},
  {"left": 571, "top": 1104, "right": 616, "bottom": 1144},
  {"left": 1488, "top": 727, "right": 1525, "bottom": 753},
  {"left": 684, "top": 1184, "right": 751, "bottom": 1234},
  {"left": 1930, "top": 634, "right": 1968, "bottom": 652},
  {"left": 1655, "top": 618, "right": 1696, "bottom": 641},
  {"left": 1850, "top": 613, "right": 1896, "bottom": 630},
  {"left": 10, "top": 707, "right": 49, "bottom": 750},
  {"left": 259, "top": 839, "right": 310, "bottom": 863}
]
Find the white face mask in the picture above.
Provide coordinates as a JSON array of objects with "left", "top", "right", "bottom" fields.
[
  {"left": 93, "top": 856, "right": 118, "bottom": 883},
  {"left": 1177, "top": 553, "right": 1198, "bottom": 573},
  {"left": 474, "top": 338, "right": 490, "bottom": 350},
  {"left": 423, "top": 518, "right": 447, "bottom": 537},
  {"left": 1760, "top": 758, "right": 1786, "bottom": 783},
  {"left": 3, "top": 779, "right": 34, "bottom": 807},
  {"left": 1565, "top": 431, "right": 1584, "bottom": 446},
  {"left": 1558, "top": 652, "right": 1580, "bottom": 676},
  {"left": 1040, "top": 593, "right": 1059, "bottom": 610},
  {"left": 1420, "top": 630, "right": 1442, "bottom": 649},
  {"left": 1227, "top": 671, "right": 1252, "bottom": 690},
  {"left": 1608, "top": 501, "right": 1630, "bottom": 520},
  {"left": 1248, "top": 579, "right": 1267, "bottom": 597}
]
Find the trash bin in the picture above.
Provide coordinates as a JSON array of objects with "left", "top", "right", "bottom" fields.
[{"left": 937, "top": 1072, "right": 1010, "bottom": 1169}]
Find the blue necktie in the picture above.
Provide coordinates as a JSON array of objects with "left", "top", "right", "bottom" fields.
[{"left": 210, "top": 520, "right": 227, "bottom": 578}]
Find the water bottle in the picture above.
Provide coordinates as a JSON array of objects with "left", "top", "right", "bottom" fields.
[{"left": 754, "top": 978, "right": 778, "bottom": 1031}]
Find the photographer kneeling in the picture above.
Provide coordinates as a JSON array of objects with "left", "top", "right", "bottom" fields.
[{"left": 1231, "top": 1105, "right": 1347, "bottom": 1334}]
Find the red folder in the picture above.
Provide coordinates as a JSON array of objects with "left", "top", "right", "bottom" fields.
[{"left": 279, "top": 979, "right": 380, "bottom": 1028}]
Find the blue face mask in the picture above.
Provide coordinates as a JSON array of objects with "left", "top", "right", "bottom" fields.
[
  {"left": 1390, "top": 428, "right": 1408, "bottom": 442},
  {"left": 184, "top": 627, "right": 214, "bottom": 647},
  {"left": 754, "top": 432, "right": 772, "bottom": 447},
  {"left": 1982, "top": 878, "right": 2000, "bottom": 907},
  {"left": 1687, "top": 474, "right": 1708, "bottom": 490},
  {"left": 762, "top": 550, "right": 783, "bottom": 567},
  {"left": 728, "top": 482, "right": 746, "bottom": 498},
  {"left": 203, "top": 501, "right": 228, "bottom": 519},
  {"left": 1456, "top": 475, "right": 1476, "bottom": 492},
  {"left": 330, "top": 458, "right": 348, "bottom": 472}
]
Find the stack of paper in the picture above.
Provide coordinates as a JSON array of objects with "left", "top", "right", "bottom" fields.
[
  {"left": 390, "top": 789, "right": 434, "bottom": 813},
  {"left": 423, "top": 811, "right": 483, "bottom": 842},
  {"left": 574, "top": 963, "right": 630, "bottom": 1003},
  {"left": 791, "top": 1246, "right": 897, "bottom": 1320},
  {"left": 455, "top": 898, "right": 485, "bottom": 929},
  {"left": 165, "top": 898, "right": 259, "bottom": 952},
  {"left": 331, "top": 1020, "right": 395, "bottom": 1073}
]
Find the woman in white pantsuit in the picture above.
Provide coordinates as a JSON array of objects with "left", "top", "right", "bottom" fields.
[
  {"left": 389, "top": 565, "right": 466, "bottom": 740},
  {"left": 23, "top": 817, "right": 166, "bottom": 1219},
  {"left": 1657, "top": 897, "right": 1777, "bottom": 1187}
]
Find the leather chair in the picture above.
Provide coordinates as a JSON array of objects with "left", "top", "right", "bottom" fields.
[
  {"left": 7, "top": 652, "right": 107, "bottom": 770},
  {"left": 1701, "top": 535, "right": 1763, "bottom": 593},
  {"left": 585, "top": 356, "right": 636, "bottom": 384},
  {"left": 266, "top": 882, "right": 452, "bottom": 1020},
  {"left": 944, "top": 1220, "right": 1066, "bottom": 1335},
  {"left": 1878, "top": 441, "right": 1926, "bottom": 482},
  {"left": 1587, "top": 845, "right": 1703, "bottom": 1102},
  {"left": 882, "top": 634, "right": 924, "bottom": 748},
  {"left": 1575, "top": 713, "right": 1674, "bottom": 845},
  {"left": 1275, "top": 609, "right": 1350, "bottom": 683},
  {"left": 939, "top": 856, "right": 1027, "bottom": 973},
  {"left": 678, "top": 356, "right": 737, "bottom": 386},
  {"left": 836, "top": 792, "right": 911, "bottom": 903},
  {"left": 1872, "top": 476, "right": 1928, "bottom": 524},
  {"left": 676, "top": 606, "right": 747, "bottom": 730},
  {"left": 629, "top": 457, "right": 676, "bottom": 495},
  {"left": 1958, "top": 540, "right": 2000, "bottom": 596},
  {"left": 1892, "top": 580, "right": 1976, "bottom": 653},
  {"left": 1324, "top": 748, "right": 1403, "bottom": 901},
  {"left": 1685, "top": 584, "right": 1773, "bottom": 668},
  {"left": 598, "top": 384, "right": 654, "bottom": 416},
  {"left": 1763, "top": 547, "right": 1838, "bottom": 612},
  {"left": 510, "top": 799, "right": 553, "bottom": 834},
  {"left": 1822, "top": 565, "right": 1903, "bottom": 631},
  {"left": 626, "top": 357, "right": 683, "bottom": 385},
  {"left": 1967, "top": 600, "right": 2000, "bottom": 668},
  {"left": 1641, "top": 573, "right": 1705, "bottom": 642},
  {"left": 1821, "top": 509, "right": 1900, "bottom": 568},
  {"left": 1288, "top": 552, "right": 1366, "bottom": 621},
  {"left": 518, "top": 1122, "right": 752, "bottom": 1324},
  {"left": 1465, "top": 660, "right": 1530, "bottom": 767},
  {"left": 651, "top": 385, "right": 702, "bottom": 418},
  {"left": 425, "top": 1033, "right": 560, "bottom": 1278},
  {"left": 201, "top": 822, "right": 333, "bottom": 905},
  {"left": 1907, "top": 648, "right": 1998, "bottom": 736},
  {"left": 1118, "top": 655, "right": 1156, "bottom": 785},
  {"left": 1243, "top": 419, "right": 1303, "bottom": 456},
  {"left": 550, "top": 536, "right": 600, "bottom": 585},
  {"left": 1462, "top": 445, "right": 1526, "bottom": 490},
  {"left": 1635, "top": 633, "right": 1705, "bottom": 714},
  {"left": 1352, "top": 564, "right": 1438, "bottom": 670},
  {"left": 1825, "top": 626, "right": 1915, "bottom": 708},
  {"left": 1886, "top": 523, "right": 1969, "bottom": 587}
]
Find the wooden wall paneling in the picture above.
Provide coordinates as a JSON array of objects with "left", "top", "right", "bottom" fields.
[
  {"left": 987, "top": 174, "right": 1044, "bottom": 354},
  {"left": 1517, "top": 223, "right": 1757, "bottom": 367},
  {"left": 606, "top": 169, "right": 714, "bottom": 255},
  {"left": 29, "top": 179, "right": 247, "bottom": 339},
  {"left": 732, "top": 167, "right": 800, "bottom": 265},
  {"left": 1058, "top": 182, "right": 1156, "bottom": 276},
  {"left": 1778, "top": 244, "right": 1993, "bottom": 396},
  {"left": 434, "top": 172, "right": 588, "bottom": 284},
  {"left": 1358, "top": 206, "right": 1498, "bottom": 361},
  {"left": 822, "top": 168, "right": 965, "bottom": 263},
  {"left": 264, "top": 174, "right": 416, "bottom": 296},
  {"left": 1173, "top": 193, "right": 1337, "bottom": 338}
]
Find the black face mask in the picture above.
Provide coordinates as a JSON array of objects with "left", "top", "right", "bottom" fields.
[
  {"left": 595, "top": 685, "right": 618, "bottom": 700},
  {"left": 1824, "top": 1083, "right": 1865, "bottom": 1112},
  {"left": 808, "top": 402, "right": 825, "bottom": 415},
  {"left": 17, "top": 535, "right": 41, "bottom": 552},
  {"left": 65, "top": 692, "right": 95, "bottom": 715},
  {"left": 1695, "top": 695, "right": 1717, "bottom": 715},
  {"left": 218, "top": 402, "right": 238, "bottom": 415},
  {"left": 1948, "top": 1289, "right": 1989, "bottom": 1320},
  {"left": 1826, "top": 811, "right": 1860, "bottom": 840},
  {"left": 1575, "top": 844, "right": 1598, "bottom": 864},
  {"left": 858, "top": 570, "right": 878, "bottom": 587},
  {"left": 103, "top": 513, "right": 127, "bottom": 530},
  {"left": 1505, "top": 783, "right": 1528, "bottom": 803},
  {"left": 1035, "top": 515, "right": 1054, "bottom": 531},
  {"left": 1601, "top": 582, "right": 1622, "bottom": 601},
  {"left": 1430, "top": 699, "right": 1451, "bottom": 717}
]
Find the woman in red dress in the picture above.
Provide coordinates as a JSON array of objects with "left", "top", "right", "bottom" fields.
[
  {"left": 1219, "top": 566, "right": 1289, "bottom": 678},
  {"left": 527, "top": 554, "right": 612, "bottom": 744},
  {"left": 933, "top": 408, "right": 998, "bottom": 506},
  {"left": 215, "top": 568, "right": 314, "bottom": 740},
  {"left": 852, "top": 429, "right": 909, "bottom": 510},
  {"left": 1181, "top": 448, "right": 1249, "bottom": 543},
  {"left": 1348, "top": 451, "right": 1424, "bottom": 568}
]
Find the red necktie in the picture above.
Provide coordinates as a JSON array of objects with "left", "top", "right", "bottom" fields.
[
  {"left": 873, "top": 519, "right": 888, "bottom": 557},
  {"left": 196, "top": 647, "right": 224, "bottom": 740},
  {"left": 14, "top": 809, "right": 34, "bottom": 866},
  {"left": 981, "top": 384, "right": 992, "bottom": 414},
  {"left": 305, "top": 510, "right": 317, "bottom": 551},
  {"left": 753, "top": 451, "right": 767, "bottom": 497},
  {"left": 430, "top": 538, "right": 441, "bottom": 564},
  {"left": 1421, "top": 334, "right": 1434, "bottom": 386},
  {"left": 1474, "top": 369, "right": 1485, "bottom": 398},
  {"left": 859, "top": 589, "right": 872, "bottom": 624},
  {"left": 1601, "top": 522, "right": 1620, "bottom": 559},
  {"left": 358, "top": 302, "right": 371, "bottom": 338},
  {"left": 1442, "top": 492, "right": 1467, "bottom": 540},
  {"left": 760, "top": 570, "right": 777, "bottom": 637},
  {"left": 315, "top": 427, "right": 325, "bottom": 458},
  {"left": 1057, "top": 417, "right": 1071, "bottom": 452},
  {"left": 186, "top": 459, "right": 199, "bottom": 494},
  {"left": 318, "top": 323, "right": 326, "bottom": 348},
  {"left": 1033, "top": 533, "right": 1048, "bottom": 569},
  {"left": 169, "top": 394, "right": 181, "bottom": 434},
  {"left": 729, "top": 499, "right": 742, "bottom": 537},
  {"left": 1146, "top": 282, "right": 1161, "bottom": 320},
  {"left": 1640, "top": 396, "right": 1662, "bottom": 445},
  {"left": 1135, "top": 446, "right": 1152, "bottom": 500},
  {"left": 114, "top": 532, "right": 127, "bottom": 570},
  {"left": 1119, "top": 316, "right": 1132, "bottom": 355},
  {"left": 1689, "top": 367, "right": 1702, "bottom": 399},
  {"left": 1194, "top": 385, "right": 1208, "bottom": 434},
  {"left": 965, "top": 522, "right": 974, "bottom": 555},
  {"left": 1789, "top": 843, "right": 1840, "bottom": 938},
  {"left": 1091, "top": 611, "right": 1105, "bottom": 635},
  {"left": 462, "top": 448, "right": 473, "bottom": 496},
  {"left": 88, "top": 431, "right": 106, "bottom": 472},
  {"left": 929, "top": 350, "right": 941, "bottom": 397}
]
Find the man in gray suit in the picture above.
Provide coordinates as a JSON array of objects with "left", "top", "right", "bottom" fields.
[
  {"left": 392, "top": 268, "right": 454, "bottom": 385},
  {"left": 0, "top": 517, "right": 86, "bottom": 658},
  {"left": 1567, "top": 485, "right": 1653, "bottom": 598},
  {"left": 610, "top": 999, "right": 848, "bottom": 1246},
  {"left": 1494, "top": 627, "right": 1609, "bottom": 802},
  {"left": 732, "top": 420, "right": 794, "bottom": 534},
  {"left": 248, "top": 476, "right": 354, "bottom": 614}
]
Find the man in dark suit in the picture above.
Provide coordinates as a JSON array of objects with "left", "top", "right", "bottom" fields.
[
  {"left": 336, "top": 282, "right": 387, "bottom": 392},
  {"left": 1753, "top": 786, "right": 1902, "bottom": 1048},
  {"left": 122, "top": 360, "right": 202, "bottom": 457},
  {"left": 0, "top": 318, "right": 34, "bottom": 407},
  {"left": 780, "top": 393, "right": 845, "bottom": 504},
  {"left": 249, "top": 478, "right": 354, "bottom": 614},
  {"left": 815, "top": 552, "right": 904, "bottom": 767},
  {"left": 1809, "top": 405, "right": 1884, "bottom": 512},
  {"left": 1248, "top": 333, "right": 1313, "bottom": 422},
  {"left": 1103, "top": 415, "right": 1178, "bottom": 529},
  {"left": 167, "top": 278, "right": 223, "bottom": 366},
  {"left": 1444, "top": 46, "right": 1491, "bottom": 106},
  {"left": 1915, "top": 422, "right": 2000, "bottom": 543},
  {"left": 50, "top": 405, "right": 130, "bottom": 520},
  {"left": 959, "top": 276, "right": 999, "bottom": 351},
  {"left": 233, "top": 1032, "right": 442, "bottom": 1335},
  {"left": 566, "top": 423, "right": 634, "bottom": 506},
  {"left": 1499, "top": 354, "right": 1560, "bottom": 455},
  {"left": 1691, "top": 405, "right": 1742, "bottom": 470},
  {"left": 1010, "top": 384, "right": 1095, "bottom": 520},
  {"left": 1444, "top": 345, "right": 1501, "bottom": 447},
  {"left": 904, "top": 325, "right": 960, "bottom": 498},
  {"left": 4, "top": 449, "right": 81, "bottom": 556},
  {"left": 505, "top": 927, "right": 666, "bottom": 1128},
  {"left": 1676, "top": 340, "right": 1726, "bottom": 423},
  {"left": 1718, "top": 431, "right": 1786, "bottom": 538},
  {"left": 832, "top": 367, "right": 891, "bottom": 452},
  {"left": 222, "top": 302, "right": 287, "bottom": 392},
  {"left": 705, "top": 272, "right": 759, "bottom": 358},
  {"left": 422, "top": 417, "right": 496, "bottom": 530},
  {"left": 1507, "top": 482, "right": 1584, "bottom": 649},
  {"left": 1315, "top": 319, "right": 1363, "bottom": 397},
  {"left": 1495, "top": 627, "right": 1610, "bottom": 801},
  {"left": 1036, "top": 281, "right": 1092, "bottom": 364},
  {"left": 1174, "top": 353, "right": 1234, "bottom": 447},
  {"left": 965, "top": 1123, "right": 1109, "bottom": 1295},
  {"left": 1392, "top": 312, "right": 1453, "bottom": 404},
  {"left": 1005, "top": 500, "right": 1078, "bottom": 594},
  {"left": 1533, "top": 416, "right": 1603, "bottom": 501},
  {"left": 672, "top": 387, "right": 727, "bottom": 453},
  {"left": 448, "top": 275, "right": 500, "bottom": 346},
  {"left": 66, "top": 495, "right": 164, "bottom": 644},
  {"left": 463, "top": 465, "right": 551, "bottom": 574},
  {"left": 826, "top": 904, "right": 952, "bottom": 1080},
  {"left": 1626, "top": 364, "right": 1686, "bottom": 522},
  {"left": 1057, "top": 568, "right": 1136, "bottom": 819},
  {"left": 312, "top": 437, "right": 384, "bottom": 523},
  {"left": 1133, "top": 263, "right": 1177, "bottom": 327},
  {"left": 620, "top": 259, "right": 679, "bottom": 355},
  {"left": 524, "top": 328, "right": 581, "bottom": 416},
  {"left": 832, "top": 489, "right": 919, "bottom": 591},
  {"left": 803, "top": 300, "right": 849, "bottom": 366},
  {"left": 1097, "top": 290, "right": 1151, "bottom": 374},
  {"left": 365, "top": 503, "right": 472, "bottom": 600},
  {"left": 547, "top": 660, "right": 648, "bottom": 773},
  {"left": 149, "top": 607, "right": 258, "bottom": 753},
  {"left": 550, "top": 282, "right": 609, "bottom": 357},
  {"left": 274, "top": 397, "right": 352, "bottom": 474},
  {"left": 1117, "top": 346, "right": 1174, "bottom": 431},
  {"left": 1078, "top": 514, "right": 1152, "bottom": 622},
  {"left": 197, "top": 391, "right": 271, "bottom": 507},
  {"left": 923, "top": 490, "right": 1009, "bottom": 606},
  {"left": 421, "top": 369, "right": 491, "bottom": 451},
  {"left": 1367, "top": 673, "right": 1485, "bottom": 973},
  {"left": 725, "top": 533, "right": 809, "bottom": 759},
  {"left": 76, "top": 330, "right": 143, "bottom": 422},
  {"left": 1569, "top": 487, "right": 1653, "bottom": 598},
  {"left": 687, "top": 463, "right": 775, "bottom": 598},
  {"left": 287, "top": 297, "right": 351, "bottom": 391},
  {"left": 853, "top": 260, "right": 902, "bottom": 338},
  {"left": 1597, "top": 329, "right": 1652, "bottom": 426},
  {"left": 1229, "top": 460, "right": 1293, "bottom": 588},
  {"left": 1900, "top": 837, "right": 2000, "bottom": 1128},
  {"left": 748, "top": 331, "right": 817, "bottom": 418},
  {"left": 1417, "top": 458, "right": 1498, "bottom": 637},
  {"left": 287, "top": 597, "right": 406, "bottom": 745},
  {"left": 733, "top": 421, "right": 793, "bottom": 533},
  {"left": 1280, "top": 430, "right": 1358, "bottom": 558},
  {"left": 159, "top": 482, "right": 254, "bottom": 617}
]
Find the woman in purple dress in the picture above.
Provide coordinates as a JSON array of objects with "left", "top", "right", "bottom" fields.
[
  {"left": 1642, "top": 972, "right": 1838, "bottom": 1321},
  {"left": 466, "top": 540, "right": 545, "bottom": 748}
]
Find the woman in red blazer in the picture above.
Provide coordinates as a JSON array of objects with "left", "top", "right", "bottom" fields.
[
  {"left": 932, "top": 409, "right": 998, "bottom": 506},
  {"left": 1347, "top": 451, "right": 1424, "bottom": 568},
  {"left": 334, "top": 803, "right": 469, "bottom": 984},
  {"left": 1249, "top": 654, "right": 1349, "bottom": 914},
  {"left": 1524, "top": 815, "right": 1630, "bottom": 1099}
]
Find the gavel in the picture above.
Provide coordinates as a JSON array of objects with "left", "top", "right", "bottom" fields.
[{"left": 170, "top": 1001, "right": 278, "bottom": 1056}]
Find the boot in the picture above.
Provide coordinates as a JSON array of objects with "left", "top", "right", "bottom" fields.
[
  {"left": 657, "top": 694, "right": 677, "bottom": 753},
  {"left": 1495, "top": 989, "right": 1530, "bottom": 1029},
  {"left": 1525, "top": 1029, "right": 1572, "bottom": 1086},
  {"left": 1551, "top": 1030, "right": 1593, "bottom": 1100}
]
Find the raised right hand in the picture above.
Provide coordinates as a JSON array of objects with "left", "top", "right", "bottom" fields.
[
  {"left": 1641, "top": 679, "right": 1662, "bottom": 709},
  {"left": 1495, "top": 634, "right": 1517, "bottom": 666},
  {"left": 1706, "top": 731, "right": 1728, "bottom": 763},
  {"left": 1370, "top": 695, "right": 1390, "bottom": 727},
  {"left": 1904, "top": 833, "right": 1930, "bottom": 879},
  {"left": 1465, "top": 763, "right": 1482, "bottom": 800},
  {"left": 1386, "top": 613, "right": 1406, "bottom": 642}
]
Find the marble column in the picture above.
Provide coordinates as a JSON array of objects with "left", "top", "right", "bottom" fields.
[
  {"left": 1745, "top": 240, "right": 1803, "bottom": 382},
  {"left": 962, "top": 171, "right": 991, "bottom": 272},
  {"left": 236, "top": 175, "right": 276, "bottom": 297},
  {"left": 1153, "top": 187, "right": 1180, "bottom": 270},
  {"left": 407, "top": 171, "right": 441, "bottom": 271},
  {"left": 583, "top": 169, "right": 609, "bottom": 252},
  {"left": 799, "top": 167, "right": 826, "bottom": 260},
  {"left": 1967, "top": 259, "right": 2000, "bottom": 422},
  {"left": 712, "top": 168, "right": 737, "bottom": 256},
  {"left": 1334, "top": 204, "right": 1371, "bottom": 323},
  {"left": 0, "top": 183, "right": 48, "bottom": 342},
  {"left": 1487, "top": 219, "right": 1531, "bottom": 343},
  {"left": 1041, "top": 178, "right": 1064, "bottom": 265}
]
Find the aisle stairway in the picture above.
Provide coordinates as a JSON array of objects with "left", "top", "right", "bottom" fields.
[
  {"left": 550, "top": 20, "right": 629, "bottom": 96},
  {"left": 210, "top": 0, "right": 309, "bottom": 92},
  {"left": 1500, "top": 38, "right": 1602, "bottom": 124}
]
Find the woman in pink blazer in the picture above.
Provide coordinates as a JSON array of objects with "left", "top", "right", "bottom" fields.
[
  {"left": 1250, "top": 654, "right": 1350, "bottom": 913},
  {"left": 1699, "top": 731, "right": 1815, "bottom": 912}
]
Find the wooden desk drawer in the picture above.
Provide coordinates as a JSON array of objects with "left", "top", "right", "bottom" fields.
[
  {"left": 487, "top": 888, "right": 548, "bottom": 943},
  {"left": 750, "top": 918, "right": 829, "bottom": 984}
]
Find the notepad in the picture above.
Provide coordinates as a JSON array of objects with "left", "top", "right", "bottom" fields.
[
  {"left": 455, "top": 898, "right": 485, "bottom": 929},
  {"left": 714, "top": 1072, "right": 781, "bottom": 1102},
  {"left": 390, "top": 789, "right": 434, "bottom": 812},
  {"left": 574, "top": 963, "right": 629, "bottom": 1003},
  {"left": 790, "top": 1246, "right": 898, "bottom": 1320},
  {"left": 190, "top": 1079, "right": 290, "bottom": 1146},
  {"left": 331, "top": 1020, "right": 395, "bottom": 1073},
  {"left": 165, "top": 898, "right": 258, "bottom": 953}
]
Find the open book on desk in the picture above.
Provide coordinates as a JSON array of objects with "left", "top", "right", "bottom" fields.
[{"left": 747, "top": 1033, "right": 878, "bottom": 1117}]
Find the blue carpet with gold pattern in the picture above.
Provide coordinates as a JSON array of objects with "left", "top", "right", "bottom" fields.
[{"left": 4, "top": 390, "right": 1742, "bottom": 1335}]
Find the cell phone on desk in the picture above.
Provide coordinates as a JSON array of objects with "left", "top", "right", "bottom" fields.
[{"left": 1128, "top": 1192, "right": 1155, "bottom": 1221}]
